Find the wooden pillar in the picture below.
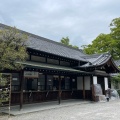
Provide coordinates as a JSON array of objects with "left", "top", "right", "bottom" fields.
[
  {"left": 90, "top": 75, "right": 93, "bottom": 101},
  {"left": 83, "top": 76, "right": 85, "bottom": 99},
  {"left": 58, "top": 75, "right": 61, "bottom": 104},
  {"left": 90, "top": 75, "right": 93, "bottom": 85},
  {"left": 45, "top": 73, "right": 47, "bottom": 90},
  {"left": 29, "top": 54, "right": 31, "bottom": 61},
  {"left": 20, "top": 70, "right": 24, "bottom": 110},
  {"left": 59, "top": 59, "right": 60, "bottom": 65}
]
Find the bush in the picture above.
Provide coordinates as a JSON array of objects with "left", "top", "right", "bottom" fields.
[
  {"left": 0, "top": 74, "right": 11, "bottom": 106},
  {"left": 117, "top": 90, "right": 120, "bottom": 96}
]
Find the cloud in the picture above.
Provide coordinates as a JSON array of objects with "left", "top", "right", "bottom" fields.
[{"left": 0, "top": 0, "right": 120, "bottom": 48}]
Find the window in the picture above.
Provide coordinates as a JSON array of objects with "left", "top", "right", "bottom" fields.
[
  {"left": 31, "top": 55, "right": 46, "bottom": 62},
  {"left": 60, "top": 61, "right": 70, "bottom": 66},
  {"left": 47, "top": 58, "right": 59, "bottom": 65},
  {"left": 11, "top": 73, "right": 20, "bottom": 91},
  {"left": 47, "top": 75, "right": 53, "bottom": 90},
  {"left": 38, "top": 74, "right": 45, "bottom": 90},
  {"left": 25, "top": 78, "right": 38, "bottom": 91},
  {"left": 61, "top": 76, "right": 65, "bottom": 90},
  {"left": 72, "top": 78, "right": 77, "bottom": 90},
  {"left": 65, "top": 77, "right": 70, "bottom": 90},
  {"left": 53, "top": 76, "right": 59, "bottom": 90}
]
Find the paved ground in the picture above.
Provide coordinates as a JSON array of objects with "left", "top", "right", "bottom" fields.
[
  {"left": 0, "top": 100, "right": 90, "bottom": 115},
  {"left": 0, "top": 100, "right": 120, "bottom": 120}
]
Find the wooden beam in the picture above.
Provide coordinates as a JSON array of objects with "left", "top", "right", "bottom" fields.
[
  {"left": 58, "top": 75, "right": 61, "bottom": 104},
  {"left": 83, "top": 76, "right": 85, "bottom": 99},
  {"left": 20, "top": 70, "right": 24, "bottom": 110}
]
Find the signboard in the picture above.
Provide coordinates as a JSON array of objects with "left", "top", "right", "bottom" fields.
[
  {"left": 12, "top": 78, "right": 18, "bottom": 81},
  {"left": 24, "top": 71, "right": 39, "bottom": 78}
]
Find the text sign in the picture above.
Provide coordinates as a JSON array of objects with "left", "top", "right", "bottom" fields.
[{"left": 24, "top": 71, "right": 39, "bottom": 78}]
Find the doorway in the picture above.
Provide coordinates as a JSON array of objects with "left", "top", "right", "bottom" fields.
[{"left": 26, "top": 78, "right": 38, "bottom": 91}]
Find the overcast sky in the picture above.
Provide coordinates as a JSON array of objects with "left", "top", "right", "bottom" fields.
[{"left": 0, "top": 0, "right": 120, "bottom": 48}]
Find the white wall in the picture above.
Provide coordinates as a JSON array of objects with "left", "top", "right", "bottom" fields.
[
  {"left": 77, "top": 77, "right": 83, "bottom": 90},
  {"left": 93, "top": 76, "right": 97, "bottom": 84},
  {"left": 77, "top": 76, "right": 91, "bottom": 90},
  {"left": 84, "top": 76, "right": 90, "bottom": 90},
  {"left": 104, "top": 77, "right": 108, "bottom": 90}
]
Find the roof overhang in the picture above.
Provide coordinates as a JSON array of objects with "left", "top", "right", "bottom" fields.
[
  {"left": 16, "top": 61, "right": 91, "bottom": 75},
  {"left": 76, "top": 54, "right": 120, "bottom": 73}
]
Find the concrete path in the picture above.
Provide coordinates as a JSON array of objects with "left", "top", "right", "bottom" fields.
[
  {"left": 1, "top": 100, "right": 120, "bottom": 120},
  {"left": 0, "top": 99, "right": 91, "bottom": 115}
]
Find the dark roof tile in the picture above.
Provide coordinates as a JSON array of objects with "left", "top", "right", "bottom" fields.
[
  {"left": 114, "top": 60, "right": 120, "bottom": 67},
  {"left": 0, "top": 23, "right": 86, "bottom": 61},
  {"left": 80, "top": 53, "right": 111, "bottom": 67}
]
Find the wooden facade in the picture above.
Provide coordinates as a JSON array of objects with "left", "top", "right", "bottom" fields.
[
  {"left": 10, "top": 48, "right": 92, "bottom": 107},
  {"left": 10, "top": 48, "right": 114, "bottom": 109},
  {"left": 0, "top": 23, "right": 119, "bottom": 109}
]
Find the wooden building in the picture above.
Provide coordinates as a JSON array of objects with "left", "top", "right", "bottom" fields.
[{"left": 0, "top": 23, "right": 119, "bottom": 109}]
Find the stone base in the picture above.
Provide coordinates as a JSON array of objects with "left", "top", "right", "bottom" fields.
[{"left": 95, "top": 95, "right": 106, "bottom": 102}]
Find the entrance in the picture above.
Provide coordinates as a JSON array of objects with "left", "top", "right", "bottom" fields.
[
  {"left": 97, "top": 77, "right": 105, "bottom": 94},
  {"left": 26, "top": 78, "right": 38, "bottom": 91}
]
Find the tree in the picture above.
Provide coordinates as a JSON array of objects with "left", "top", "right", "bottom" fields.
[
  {"left": 110, "top": 17, "right": 120, "bottom": 40},
  {"left": 60, "top": 37, "right": 79, "bottom": 49},
  {"left": 111, "top": 73, "right": 120, "bottom": 89},
  {"left": 82, "top": 34, "right": 120, "bottom": 59},
  {"left": 0, "top": 27, "right": 28, "bottom": 71},
  {"left": 60, "top": 37, "right": 69, "bottom": 46},
  {"left": 0, "top": 27, "right": 28, "bottom": 106},
  {"left": 82, "top": 17, "right": 120, "bottom": 60}
]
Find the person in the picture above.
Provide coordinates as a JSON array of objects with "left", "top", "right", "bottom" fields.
[{"left": 106, "top": 88, "right": 110, "bottom": 102}]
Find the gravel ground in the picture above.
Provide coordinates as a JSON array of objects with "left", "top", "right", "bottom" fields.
[{"left": 0, "top": 100, "right": 120, "bottom": 120}]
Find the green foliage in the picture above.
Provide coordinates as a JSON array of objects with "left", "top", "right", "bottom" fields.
[
  {"left": 72, "top": 45, "right": 79, "bottom": 49},
  {"left": 111, "top": 74, "right": 120, "bottom": 89},
  {"left": 110, "top": 17, "right": 120, "bottom": 40},
  {"left": 82, "top": 17, "right": 120, "bottom": 60},
  {"left": 0, "top": 27, "right": 28, "bottom": 71},
  {"left": 117, "top": 90, "right": 120, "bottom": 96},
  {"left": 0, "top": 27, "right": 28, "bottom": 106},
  {"left": 61, "top": 37, "right": 69, "bottom": 46},
  {"left": 111, "top": 74, "right": 120, "bottom": 82},
  {"left": 60, "top": 37, "right": 79, "bottom": 49},
  {"left": 0, "top": 74, "right": 10, "bottom": 106},
  {"left": 82, "top": 33, "right": 120, "bottom": 59}
]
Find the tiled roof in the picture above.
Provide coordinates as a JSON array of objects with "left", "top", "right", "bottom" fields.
[
  {"left": 16, "top": 61, "right": 91, "bottom": 74},
  {"left": 79, "top": 53, "right": 120, "bottom": 72},
  {"left": 114, "top": 60, "right": 120, "bottom": 67},
  {"left": 80, "top": 52, "right": 111, "bottom": 67},
  {"left": 0, "top": 23, "right": 86, "bottom": 62},
  {"left": 26, "top": 36, "right": 86, "bottom": 61},
  {"left": 0, "top": 23, "right": 119, "bottom": 73}
]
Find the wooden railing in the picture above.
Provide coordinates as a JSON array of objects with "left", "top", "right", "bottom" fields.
[{"left": 11, "top": 90, "right": 92, "bottom": 105}]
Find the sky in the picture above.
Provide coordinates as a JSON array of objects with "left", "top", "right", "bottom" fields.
[{"left": 0, "top": 0, "right": 120, "bottom": 48}]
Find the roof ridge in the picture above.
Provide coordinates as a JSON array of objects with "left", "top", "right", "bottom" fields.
[
  {"left": 91, "top": 53, "right": 111, "bottom": 64},
  {"left": 0, "top": 23, "right": 84, "bottom": 53},
  {"left": 81, "top": 52, "right": 110, "bottom": 59}
]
